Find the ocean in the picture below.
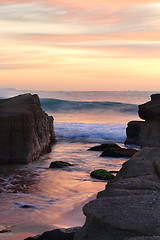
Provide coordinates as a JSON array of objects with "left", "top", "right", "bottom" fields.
[{"left": 0, "top": 90, "right": 157, "bottom": 240}]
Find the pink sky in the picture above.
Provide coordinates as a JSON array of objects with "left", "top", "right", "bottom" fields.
[{"left": 0, "top": 0, "right": 160, "bottom": 90}]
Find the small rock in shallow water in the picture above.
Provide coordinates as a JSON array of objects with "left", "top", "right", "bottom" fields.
[
  {"left": 88, "top": 143, "right": 121, "bottom": 151},
  {"left": 100, "top": 147, "right": 137, "bottom": 158},
  {"left": 49, "top": 161, "right": 73, "bottom": 168}
]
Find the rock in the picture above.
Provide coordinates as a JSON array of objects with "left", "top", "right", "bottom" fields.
[
  {"left": 0, "top": 94, "right": 56, "bottom": 164},
  {"left": 24, "top": 227, "right": 80, "bottom": 240},
  {"left": 100, "top": 147, "right": 137, "bottom": 158},
  {"left": 138, "top": 95, "right": 160, "bottom": 147},
  {"left": 126, "top": 94, "right": 160, "bottom": 148},
  {"left": 49, "top": 161, "right": 73, "bottom": 168},
  {"left": 74, "top": 148, "right": 160, "bottom": 240},
  {"left": 90, "top": 169, "right": 115, "bottom": 180},
  {"left": 139, "top": 120, "right": 160, "bottom": 148},
  {"left": 88, "top": 143, "right": 121, "bottom": 151},
  {"left": 98, "top": 147, "right": 160, "bottom": 198},
  {"left": 138, "top": 94, "right": 160, "bottom": 120},
  {"left": 125, "top": 121, "right": 144, "bottom": 145}
]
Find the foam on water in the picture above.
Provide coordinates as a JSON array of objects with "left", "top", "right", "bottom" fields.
[{"left": 55, "top": 122, "right": 126, "bottom": 143}]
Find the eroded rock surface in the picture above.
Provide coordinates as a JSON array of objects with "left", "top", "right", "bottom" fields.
[
  {"left": 74, "top": 148, "right": 160, "bottom": 240},
  {"left": 0, "top": 93, "right": 56, "bottom": 164}
]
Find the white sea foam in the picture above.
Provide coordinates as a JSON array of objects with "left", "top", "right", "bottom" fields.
[{"left": 55, "top": 122, "right": 126, "bottom": 143}]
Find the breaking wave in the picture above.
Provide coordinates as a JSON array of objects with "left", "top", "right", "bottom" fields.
[{"left": 40, "top": 98, "right": 137, "bottom": 113}]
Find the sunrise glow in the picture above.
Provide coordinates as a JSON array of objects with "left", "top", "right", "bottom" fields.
[{"left": 0, "top": 0, "right": 160, "bottom": 90}]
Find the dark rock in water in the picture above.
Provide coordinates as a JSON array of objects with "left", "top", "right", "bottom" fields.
[
  {"left": 126, "top": 94, "right": 160, "bottom": 148},
  {"left": 88, "top": 143, "right": 121, "bottom": 151},
  {"left": 74, "top": 147, "right": 160, "bottom": 240},
  {"left": 0, "top": 94, "right": 56, "bottom": 164},
  {"left": 125, "top": 121, "right": 144, "bottom": 145},
  {"left": 49, "top": 161, "right": 73, "bottom": 168},
  {"left": 100, "top": 147, "right": 137, "bottom": 158},
  {"left": 24, "top": 227, "right": 80, "bottom": 240},
  {"left": 90, "top": 169, "right": 115, "bottom": 180}
]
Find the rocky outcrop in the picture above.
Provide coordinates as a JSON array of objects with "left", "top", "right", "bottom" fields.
[
  {"left": 0, "top": 94, "right": 56, "bottom": 164},
  {"left": 125, "top": 94, "right": 160, "bottom": 148},
  {"left": 74, "top": 148, "right": 160, "bottom": 240}
]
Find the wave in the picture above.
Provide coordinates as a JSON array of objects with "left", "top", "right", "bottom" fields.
[
  {"left": 40, "top": 98, "right": 138, "bottom": 113},
  {"left": 55, "top": 122, "right": 126, "bottom": 143}
]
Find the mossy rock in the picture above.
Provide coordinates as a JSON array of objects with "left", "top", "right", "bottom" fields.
[
  {"left": 49, "top": 161, "right": 73, "bottom": 168},
  {"left": 90, "top": 169, "right": 115, "bottom": 180}
]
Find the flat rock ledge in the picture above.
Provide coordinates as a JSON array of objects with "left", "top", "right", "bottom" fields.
[
  {"left": 0, "top": 93, "right": 56, "bottom": 164},
  {"left": 74, "top": 147, "right": 160, "bottom": 240}
]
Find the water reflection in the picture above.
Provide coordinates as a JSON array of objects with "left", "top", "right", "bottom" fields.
[{"left": 0, "top": 142, "right": 127, "bottom": 240}]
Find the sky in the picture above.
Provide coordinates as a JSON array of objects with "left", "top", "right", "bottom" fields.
[{"left": 0, "top": 0, "right": 160, "bottom": 91}]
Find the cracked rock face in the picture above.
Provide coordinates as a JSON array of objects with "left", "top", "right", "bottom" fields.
[
  {"left": 74, "top": 148, "right": 160, "bottom": 240},
  {"left": 0, "top": 94, "right": 56, "bottom": 164}
]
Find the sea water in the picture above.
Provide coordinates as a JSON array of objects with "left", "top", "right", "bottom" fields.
[{"left": 0, "top": 90, "right": 157, "bottom": 240}]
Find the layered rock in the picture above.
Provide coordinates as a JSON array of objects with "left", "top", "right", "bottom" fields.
[
  {"left": 74, "top": 148, "right": 160, "bottom": 240},
  {"left": 0, "top": 93, "right": 56, "bottom": 164},
  {"left": 125, "top": 94, "right": 160, "bottom": 148}
]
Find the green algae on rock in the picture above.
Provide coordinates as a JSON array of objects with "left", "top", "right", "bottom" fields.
[{"left": 90, "top": 169, "right": 115, "bottom": 180}]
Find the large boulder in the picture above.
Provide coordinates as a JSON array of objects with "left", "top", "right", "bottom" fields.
[
  {"left": 74, "top": 148, "right": 160, "bottom": 240},
  {"left": 138, "top": 94, "right": 160, "bottom": 120},
  {"left": 138, "top": 94, "right": 160, "bottom": 148},
  {"left": 125, "top": 94, "right": 160, "bottom": 148},
  {"left": 0, "top": 94, "right": 56, "bottom": 164}
]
